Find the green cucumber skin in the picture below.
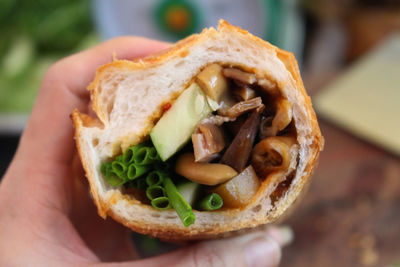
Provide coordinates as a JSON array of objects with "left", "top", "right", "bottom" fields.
[{"left": 150, "top": 83, "right": 211, "bottom": 161}]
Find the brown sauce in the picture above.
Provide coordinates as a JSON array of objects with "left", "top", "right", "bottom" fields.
[{"left": 269, "top": 171, "right": 296, "bottom": 205}]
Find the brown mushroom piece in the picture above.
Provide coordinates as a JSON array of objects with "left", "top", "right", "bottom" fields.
[
  {"left": 218, "top": 97, "right": 262, "bottom": 118},
  {"left": 233, "top": 85, "right": 256, "bottom": 101},
  {"left": 175, "top": 153, "right": 238, "bottom": 186},
  {"left": 224, "top": 114, "right": 247, "bottom": 136},
  {"left": 260, "top": 98, "right": 293, "bottom": 138},
  {"left": 195, "top": 63, "right": 229, "bottom": 102},
  {"left": 192, "top": 123, "right": 226, "bottom": 162},
  {"left": 258, "top": 78, "right": 280, "bottom": 96},
  {"left": 259, "top": 115, "right": 274, "bottom": 139},
  {"left": 220, "top": 106, "right": 263, "bottom": 172},
  {"left": 251, "top": 136, "right": 297, "bottom": 179},
  {"left": 222, "top": 68, "right": 257, "bottom": 84},
  {"left": 199, "top": 115, "right": 236, "bottom": 126}
]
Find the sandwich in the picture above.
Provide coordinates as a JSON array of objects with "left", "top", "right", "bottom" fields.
[{"left": 72, "top": 20, "right": 323, "bottom": 240}]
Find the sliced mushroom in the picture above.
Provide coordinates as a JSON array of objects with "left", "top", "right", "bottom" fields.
[
  {"left": 218, "top": 97, "right": 262, "bottom": 118},
  {"left": 192, "top": 123, "right": 226, "bottom": 162},
  {"left": 233, "top": 85, "right": 256, "bottom": 101},
  {"left": 223, "top": 68, "right": 257, "bottom": 84},
  {"left": 259, "top": 115, "right": 274, "bottom": 139},
  {"left": 224, "top": 114, "right": 247, "bottom": 136},
  {"left": 195, "top": 63, "right": 229, "bottom": 102},
  {"left": 251, "top": 136, "right": 297, "bottom": 179},
  {"left": 217, "top": 95, "right": 238, "bottom": 115},
  {"left": 199, "top": 115, "right": 236, "bottom": 126},
  {"left": 262, "top": 98, "right": 293, "bottom": 137},
  {"left": 220, "top": 106, "right": 263, "bottom": 172},
  {"left": 258, "top": 78, "right": 280, "bottom": 96},
  {"left": 175, "top": 153, "right": 238, "bottom": 186}
]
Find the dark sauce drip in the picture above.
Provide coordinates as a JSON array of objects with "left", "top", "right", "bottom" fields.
[
  {"left": 269, "top": 170, "right": 296, "bottom": 205},
  {"left": 278, "top": 120, "right": 297, "bottom": 137}
]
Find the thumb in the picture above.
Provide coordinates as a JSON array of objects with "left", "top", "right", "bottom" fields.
[{"left": 102, "top": 226, "right": 293, "bottom": 267}]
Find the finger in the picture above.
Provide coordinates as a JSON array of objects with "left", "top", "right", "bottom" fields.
[
  {"left": 77, "top": 217, "right": 139, "bottom": 262},
  {"left": 265, "top": 225, "right": 293, "bottom": 247},
  {"left": 99, "top": 226, "right": 293, "bottom": 267},
  {"left": 69, "top": 153, "right": 139, "bottom": 261}
]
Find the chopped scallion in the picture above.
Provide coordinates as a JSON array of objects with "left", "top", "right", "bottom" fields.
[
  {"left": 198, "top": 193, "right": 223, "bottom": 211},
  {"left": 151, "top": 197, "right": 171, "bottom": 210},
  {"left": 164, "top": 177, "right": 195, "bottom": 227},
  {"left": 146, "top": 185, "right": 166, "bottom": 200},
  {"left": 146, "top": 171, "right": 165, "bottom": 187},
  {"left": 127, "top": 163, "right": 149, "bottom": 180},
  {"left": 111, "top": 161, "right": 127, "bottom": 179},
  {"left": 134, "top": 147, "right": 159, "bottom": 165},
  {"left": 101, "top": 162, "right": 125, "bottom": 186}
]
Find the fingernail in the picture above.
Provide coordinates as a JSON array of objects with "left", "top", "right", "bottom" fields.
[
  {"left": 267, "top": 225, "right": 294, "bottom": 247},
  {"left": 243, "top": 236, "right": 281, "bottom": 267}
]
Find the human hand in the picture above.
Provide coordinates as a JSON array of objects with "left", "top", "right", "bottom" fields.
[{"left": 0, "top": 37, "right": 291, "bottom": 266}]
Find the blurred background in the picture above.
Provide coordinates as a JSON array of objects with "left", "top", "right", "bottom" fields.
[{"left": 0, "top": 0, "right": 399, "bottom": 266}]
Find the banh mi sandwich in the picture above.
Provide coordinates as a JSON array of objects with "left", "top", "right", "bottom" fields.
[{"left": 72, "top": 20, "right": 323, "bottom": 240}]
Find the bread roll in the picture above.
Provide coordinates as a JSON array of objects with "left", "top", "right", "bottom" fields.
[{"left": 71, "top": 20, "right": 323, "bottom": 240}]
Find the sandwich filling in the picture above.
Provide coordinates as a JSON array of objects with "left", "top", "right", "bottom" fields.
[{"left": 101, "top": 63, "right": 299, "bottom": 227}]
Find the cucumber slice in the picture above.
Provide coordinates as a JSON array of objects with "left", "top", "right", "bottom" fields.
[
  {"left": 150, "top": 83, "right": 212, "bottom": 161},
  {"left": 177, "top": 182, "right": 200, "bottom": 206}
]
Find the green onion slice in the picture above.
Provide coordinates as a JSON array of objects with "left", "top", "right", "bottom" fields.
[
  {"left": 122, "top": 143, "right": 146, "bottom": 164},
  {"left": 151, "top": 197, "right": 171, "bottom": 210},
  {"left": 146, "top": 171, "right": 165, "bottom": 187},
  {"left": 146, "top": 185, "right": 166, "bottom": 200},
  {"left": 106, "top": 172, "right": 125, "bottom": 186},
  {"left": 101, "top": 162, "right": 125, "bottom": 186},
  {"left": 127, "top": 163, "right": 149, "bottom": 180},
  {"left": 115, "top": 155, "right": 124, "bottom": 162},
  {"left": 134, "top": 147, "right": 159, "bottom": 165},
  {"left": 100, "top": 162, "right": 111, "bottom": 176},
  {"left": 111, "top": 161, "right": 127, "bottom": 179},
  {"left": 198, "top": 193, "right": 223, "bottom": 211},
  {"left": 164, "top": 177, "right": 195, "bottom": 227}
]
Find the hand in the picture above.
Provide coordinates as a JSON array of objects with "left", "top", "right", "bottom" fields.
[{"left": 0, "top": 37, "right": 291, "bottom": 266}]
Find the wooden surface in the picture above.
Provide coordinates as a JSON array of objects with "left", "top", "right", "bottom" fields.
[{"left": 280, "top": 120, "right": 400, "bottom": 267}]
